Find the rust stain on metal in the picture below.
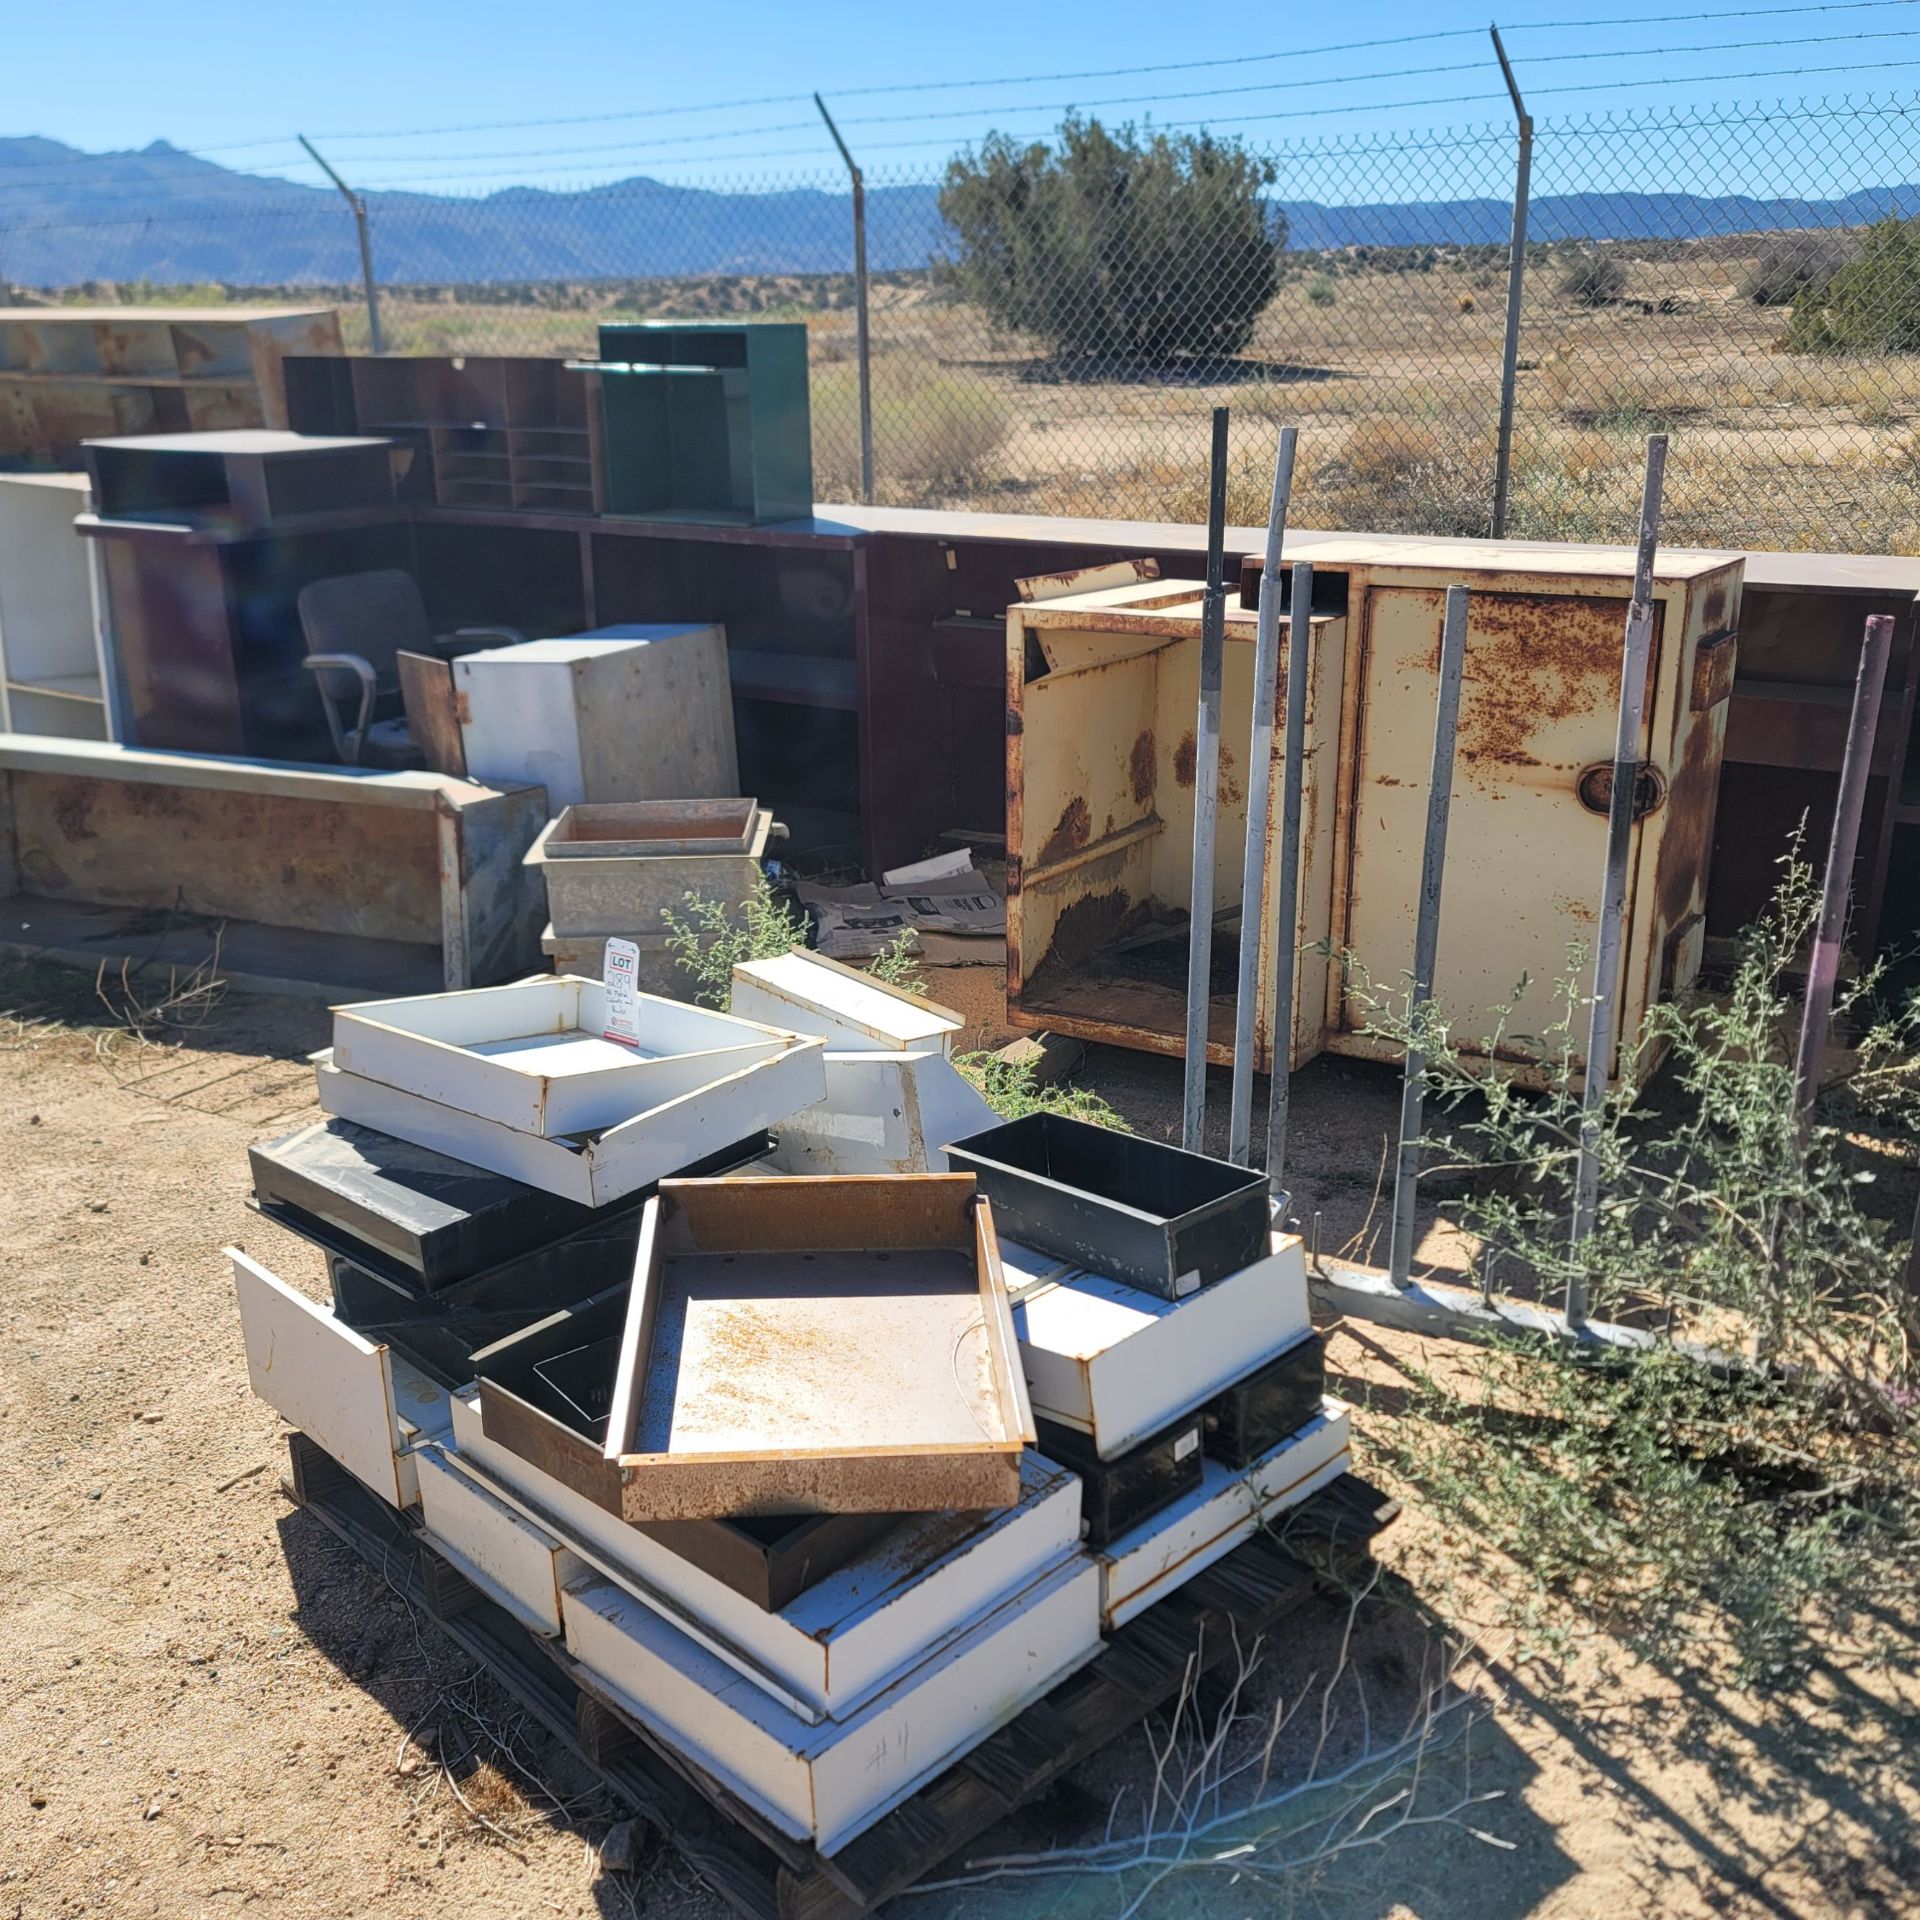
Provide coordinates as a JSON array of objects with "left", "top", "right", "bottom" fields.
[
  {"left": 1039, "top": 796, "right": 1092, "bottom": 866},
  {"left": 1690, "top": 629, "right": 1738, "bottom": 711},
  {"left": 1433, "top": 593, "right": 1633, "bottom": 773},
  {"left": 1174, "top": 730, "right": 1196, "bottom": 788},
  {"left": 1014, "top": 556, "right": 1161, "bottom": 603},
  {"left": 454, "top": 690, "right": 474, "bottom": 726},
  {"left": 1129, "top": 729, "right": 1156, "bottom": 805},
  {"left": 1219, "top": 744, "right": 1244, "bottom": 808},
  {"left": 1005, "top": 707, "right": 1023, "bottom": 737}
]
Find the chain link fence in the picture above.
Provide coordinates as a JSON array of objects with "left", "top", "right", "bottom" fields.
[{"left": 8, "top": 95, "right": 1920, "bottom": 551}]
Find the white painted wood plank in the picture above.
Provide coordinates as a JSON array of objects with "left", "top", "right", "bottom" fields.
[
  {"left": 331, "top": 980, "right": 794, "bottom": 1136},
  {"left": 448, "top": 1390, "right": 1082, "bottom": 1721},
  {"left": 1095, "top": 1401, "right": 1351, "bottom": 1629},
  {"left": 764, "top": 1050, "right": 1000, "bottom": 1176},
  {"left": 1009, "top": 1234, "right": 1311, "bottom": 1457},
  {"left": 313, "top": 1034, "right": 825, "bottom": 1205},
  {"left": 561, "top": 1554, "right": 1099, "bottom": 1854},
  {"left": 414, "top": 1446, "right": 581, "bottom": 1637},
  {"left": 731, "top": 950, "right": 963, "bottom": 1052},
  {"left": 229, "top": 1247, "right": 405, "bottom": 1507}
]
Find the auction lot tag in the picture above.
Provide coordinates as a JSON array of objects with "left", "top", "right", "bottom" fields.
[{"left": 603, "top": 939, "right": 641, "bottom": 1048}]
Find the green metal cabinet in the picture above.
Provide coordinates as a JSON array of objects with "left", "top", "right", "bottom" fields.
[{"left": 591, "top": 322, "right": 812, "bottom": 526}]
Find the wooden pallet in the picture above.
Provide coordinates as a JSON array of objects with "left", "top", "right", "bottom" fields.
[{"left": 285, "top": 1433, "right": 1398, "bottom": 1919}]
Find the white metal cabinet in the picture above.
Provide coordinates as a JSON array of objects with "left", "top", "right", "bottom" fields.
[
  {"left": 0, "top": 472, "right": 115, "bottom": 741},
  {"left": 454, "top": 626, "right": 738, "bottom": 811}
]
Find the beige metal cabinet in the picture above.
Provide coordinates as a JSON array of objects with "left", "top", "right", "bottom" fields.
[
  {"left": 1005, "top": 565, "right": 1346, "bottom": 1073},
  {"left": 1320, "top": 543, "right": 1742, "bottom": 1079},
  {"left": 1003, "top": 542, "right": 1743, "bottom": 1084}
]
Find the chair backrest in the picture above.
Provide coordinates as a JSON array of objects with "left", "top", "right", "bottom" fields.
[{"left": 298, "top": 570, "right": 436, "bottom": 697}]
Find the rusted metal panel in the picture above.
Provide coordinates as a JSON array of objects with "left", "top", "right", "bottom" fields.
[
  {"left": 11, "top": 770, "right": 443, "bottom": 942},
  {"left": 1004, "top": 570, "right": 1342, "bottom": 1073}
]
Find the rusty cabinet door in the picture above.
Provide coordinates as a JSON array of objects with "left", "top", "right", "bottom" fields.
[{"left": 1336, "top": 585, "right": 1662, "bottom": 1071}]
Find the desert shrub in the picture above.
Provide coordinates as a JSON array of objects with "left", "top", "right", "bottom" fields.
[
  {"left": 1317, "top": 418, "right": 1495, "bottom": 537},
  {"left": 1359, "top": 860, "right": 1920, "bottom": 1681},
  {"left": 1788, "top": 214, "right": 1920, "bottom": 353},
  {"left": 1742, "top": 230, "right": 1854, "bottom": 306},
  {"left": 953, "top": 1050, "right": 1132, "bottom": 1129},
  {"left": 1303, "top": 273, "right": 1337, "bottom": 308},
  {"left": 939, "top": 114, "right": 1282, "bottom": 364},
  {"left": 1557, "top": 248, "right": 1628, "bottom": 306},
  {"left": 659, "top": 873, "right": 809, "bottom": 1009}
]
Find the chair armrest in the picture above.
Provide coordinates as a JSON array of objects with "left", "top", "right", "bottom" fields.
[{"left": 304, "top": 652, "right": 377, "bottom": 765}]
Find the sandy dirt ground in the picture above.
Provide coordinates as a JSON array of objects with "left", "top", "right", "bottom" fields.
[{"left": 1, "top": 957, "right": 1912, "bottom": 1920}]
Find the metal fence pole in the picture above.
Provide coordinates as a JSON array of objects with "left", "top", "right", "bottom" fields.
[
  {"left": 299, "top": 136, "right": 383, "bottom": 355},
  {"left": 1265, "top": 557, "right": 1315, "bottom": 1192},
  {"left": 1792, "top": 611, "right": 1894, "bottom": 1121},
  {"left": 1182, "top": 407, "right": 1231, "bottom": 1153},
  {"left": 1387, "top": 584, "right": 1470, "bottom": 1288},
  {"left": 1568, "top": 434, "right": 1668, "bottom": 1323},
  {"left": 1227, "top": 427, "right": 1299, "bottom": 1167},
  {"left": 1489, "top": 27, "right": 1532, "bottom": 539},
  {"left": 815, "top": 96, "right": 875, "bottom": 505}
]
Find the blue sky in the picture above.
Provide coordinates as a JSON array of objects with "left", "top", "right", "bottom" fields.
[{"left": 6, "top": 0, "right": 1920, "bottom": 197}]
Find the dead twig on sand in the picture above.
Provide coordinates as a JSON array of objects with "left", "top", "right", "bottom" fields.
[{"left": 907, "top": 1580, "right": 1504, "bottom": 1914}]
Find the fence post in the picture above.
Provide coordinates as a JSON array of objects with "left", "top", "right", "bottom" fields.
[
  {"left": 1227, "top": 426, "right": 1298, "bottom": 1167},
  {"left": 299, "top": 136, "right": 383, "bottom": 355},
  {"left": 1568, "top": 434, "right": 1668, "bottom": 1325},
  {"left": 1387, "top": 583, "right": 1469, "bottom": 1289},
  {"left": 1489, "top": 26, "right": 1531, "bottom": 538},
  {"left": 1182, "top": 408, "right": 1232, "bottom": 1153},
  {"left": 815, "top": 95, "right": 875, "bottom": 505},
  {"left": 1792, "top": 612, "right": 1894, "bottom": 1122}
]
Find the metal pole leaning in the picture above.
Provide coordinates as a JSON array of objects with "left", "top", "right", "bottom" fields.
[
  {"left": 1489, "top": 26, "right": 1532, "bottom": 539},
  {"left": 1388, "top": 584, "right": 1469, "bottom": 1289},
  {"left": 1227, "top": 427, "right": 1299, "bottom": 1167},
  {"left": 299, "top": 136, "right": 383, "bottom": 355},
  {"left": 1568, "top": 434, "right": 1668, "bottom": 1322},
  {"left": 815, "top": 96, "right": 875, "bottom": 504},
  {"left": 1792, "top": 611, "right": 1894, "bottom": 1123},
  {"left": 1182, "top": 407, "right": 1232, "bottom": 1153},
  {"left": 1264, "top": 557, "right": 1314, "bottom": 1192}
]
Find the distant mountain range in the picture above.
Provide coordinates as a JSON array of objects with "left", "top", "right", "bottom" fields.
[{"left": 3, "top": 135, "right": 1918, "bottom": 286}]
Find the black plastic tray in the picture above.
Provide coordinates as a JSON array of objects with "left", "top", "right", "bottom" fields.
[
  {"left": 1036, "top": 1408, "right": 1204, "bottom": 1546},
  {"left": 945, "top": 1112, "right": 1270, "bottom": 1299},
  {"left": 1204, "top": 1333, "right": 1327, "bottom": 1468}
]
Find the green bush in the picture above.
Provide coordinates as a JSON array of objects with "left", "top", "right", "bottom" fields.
[
  {"left": 938, "top": 115, "right": 1282, "bottom": 364},
  {"left": 1303, "top": 273, "right": 1337, "bottom": 308},
  {"left": 1557, "top": 248, "right": 1628, "bottom": 306},
  {"left": 1787, "top": 214, "right": 1920, "bottom": 353},
  {"left": 1742, "top": 231, "right": 1853, "bottom": 306}
]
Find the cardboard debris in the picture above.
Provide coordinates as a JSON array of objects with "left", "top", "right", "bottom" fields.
[{"left": 799, "top": 855, "right": 1006, "bottom": 963}]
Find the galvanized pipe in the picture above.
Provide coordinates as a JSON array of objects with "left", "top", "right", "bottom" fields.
[
  {"left": 1792, "top": 611, "right": 1894, "bottom": 1121},
  {"left": 1388, "top": 583, "right": 1470, "bottom": 1289},
  {"left": 1227, "top": 427, "right": 1299, "bottom": 1166},
  {"left": 814, "top": 97, "right": 875, "bottom": 504},
  {"left": 299, "top": 136, "right": 383, "bottom": 356},
  {"left": 1489, "top": 28, "right": 1532, "bottom": 538},
  {"left": 1182, "top": 407, "right": 1232, "bottom": 1153},
  {"left": 1264, "top": 558, "right": 1315, "bottom": 1190},
  {"left": 1568, "top": 434, "right": 1668, "bottom": 1321}
]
